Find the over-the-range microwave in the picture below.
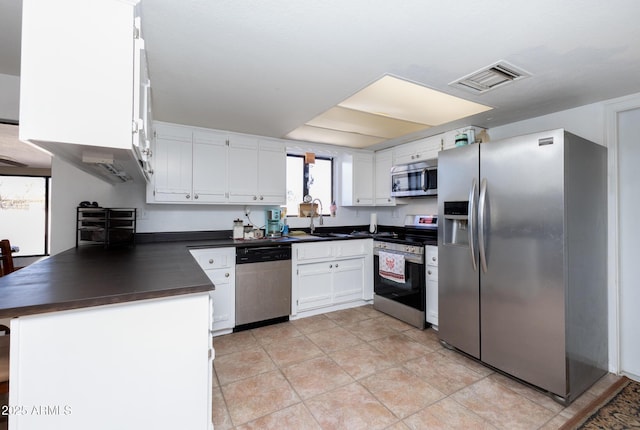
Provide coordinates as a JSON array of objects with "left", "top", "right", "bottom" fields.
[{"left": 390, "top": 160, "right": 437, "bottom": 197}]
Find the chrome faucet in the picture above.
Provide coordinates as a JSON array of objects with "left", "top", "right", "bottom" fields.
[{"left": 309, "top": 198, "right": 323, "bottom": 234}]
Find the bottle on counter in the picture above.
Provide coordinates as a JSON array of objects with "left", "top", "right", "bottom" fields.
[
  {"left": 233, "top": 219, "right": 244, "bottom": 239},
  {"left": 330, "top": 201, "right": 337, "bottom": 217}
]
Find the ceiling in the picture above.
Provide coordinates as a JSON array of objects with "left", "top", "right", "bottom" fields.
[{"left": 1, "top": 0, "right": 640, "bottom": 166}]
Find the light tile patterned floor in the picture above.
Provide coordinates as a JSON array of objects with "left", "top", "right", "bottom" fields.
[{"left": 212, "top": 305, "right": 619, "bottom": 430}]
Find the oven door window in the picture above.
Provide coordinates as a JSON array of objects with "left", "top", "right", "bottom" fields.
[{"left": 374, "top": 255, "right": 425, "bottom": 311}]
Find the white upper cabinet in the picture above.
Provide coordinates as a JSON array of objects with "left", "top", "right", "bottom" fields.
[
  {"left": 374, "top": 148, "right": 396, "bottom": 206},
  {"left": 149, "top": 122, "right": 285, "bottom": 205},
  {"left": 341, "top": 153, "right": 374, "bottom": 206},
  {"left": 393, "top": 134, "right": 443, "bottom": 165},
  {"left": 192, "top": 130, "right": 228, "bottom": 203},
  {"left": 152, "top": 124, "right": 193, "bottom": 202},
  {"left": 256, "top": 139, "right": 287, "bottom": 204},
  {"left": 227, "top": 136, "right": 260, "bottom": 202},
  {"left": 228, "top": 137, "right": 286, "bottom": 204},
  {"left": 19, "top": 0, "right": 150, "bottom": 183}
]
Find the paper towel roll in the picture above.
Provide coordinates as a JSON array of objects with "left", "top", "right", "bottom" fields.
[{"left": 369, "top": 213, "right": 377, "bottom": 234}]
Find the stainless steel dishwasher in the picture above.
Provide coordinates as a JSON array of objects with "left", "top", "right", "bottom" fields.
[{"left": 235, "top": 245, "right": 292, "bottom": 330}]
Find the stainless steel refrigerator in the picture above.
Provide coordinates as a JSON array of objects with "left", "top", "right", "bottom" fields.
[{"left": 438, "top": 129, "right": 608, "bottom": 404}]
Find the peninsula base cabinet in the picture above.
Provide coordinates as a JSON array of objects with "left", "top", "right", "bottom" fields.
[
  {"left": 292, "top": 240, "right": 373, "bottom": 318},
  {"left": 8, "top": 293, "right": 214, "bottom": 430}
]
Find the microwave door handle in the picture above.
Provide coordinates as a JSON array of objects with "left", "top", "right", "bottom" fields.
[
  {"left": 421, "top": 168, "right": 429, "bottom": 190},
  {"left": 468, "top": 179, "right": 477, "bottom": 272}
]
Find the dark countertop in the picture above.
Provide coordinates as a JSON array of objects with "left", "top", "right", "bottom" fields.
[
  {"left": 0, "top": 228, "right": 376, "bottom": 319},
  {"left": 0, "top": 241, "right": 216, "bottom": 319}
]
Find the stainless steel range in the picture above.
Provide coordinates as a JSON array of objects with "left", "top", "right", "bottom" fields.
[{"left": 373, "top": 215, "right": 437, "bottom": 329}]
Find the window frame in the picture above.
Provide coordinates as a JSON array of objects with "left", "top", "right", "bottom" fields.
[
  {"left": 286, "top": 154, "right": 334, "bottom": 217},
  {"left": 0, "top": 173, "right": 51, "bottom": 257}
]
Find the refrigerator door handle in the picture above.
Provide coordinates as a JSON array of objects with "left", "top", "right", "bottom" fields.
[
  {"left": 468, "top": 179, "right": 477, "bottom": 272},
  {"left": 478, "top": 178, "right": 488, "bottom": 273}
]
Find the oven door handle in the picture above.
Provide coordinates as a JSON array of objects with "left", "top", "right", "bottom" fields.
[{"left": 468, "top": 179, "right": 477, "bottom": 272}]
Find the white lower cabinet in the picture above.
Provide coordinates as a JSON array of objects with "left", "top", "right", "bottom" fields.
[
  {"left": 292, "top": 240, "right": 373, "bottom": 316},
  {"left": 296, "top": 261, "right": 334, "bottom": 311},
  {"left": 425, "top": 245, "right": 438, "bottom": 328},
  {"left": 9, "top": 293, "right": 213, "bottom": 430},
  {"left": 190, "top": 247, "right": 235, "bottom": 336},
  {"left": 332, "top": 258, "right": 366, "bottom": 304}
]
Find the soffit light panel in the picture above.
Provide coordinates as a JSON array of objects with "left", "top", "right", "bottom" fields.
[{"left": 285, "top": 75, "right": 493, "bottom": 148}]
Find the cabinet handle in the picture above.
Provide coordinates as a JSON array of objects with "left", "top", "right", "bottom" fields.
[
  {"left": 329, "top": 264, "right": 333, "bottom": 268},
  {"left": 335, "top": 264, "right": 339, "bottom": 268},
  {"left": 253, "top": 196, "right": 257, "bottom": 200},
  {"left": 432, "top": 257, "right": 436, "bottom": 262},
  {"left": 428, "top": 270, "right": 432, "bottom": 275},
  {"left": 225, "top": 272, "right": 230, "bottom": 277},
  {"left": 209, "top": 259, "right": 214, "bottom": 264},
  {"left": 186, "top": 194, "right": 190, "bottom": 199},
  {"left": 356, "top": 198, "right": 360, "bottom": 203},
  {"left": 259, "top": 196, "right": 264, "bottom": 200},
  {"left": 194, "top": 194, "right": 199, "bottom": 199}
]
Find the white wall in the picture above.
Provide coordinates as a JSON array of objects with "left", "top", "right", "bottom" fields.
[
  {"left": 617, "top": 106, "right": 640, "bottom": 379},
  {"left": 0, "top": 73, "right": 20, "bottom": 122},
  {"left": 488, "top": 102, "right": 605, "bottom": 145},
  {"left": 50, "top": 158, "right": 122, "bottom": 254}
]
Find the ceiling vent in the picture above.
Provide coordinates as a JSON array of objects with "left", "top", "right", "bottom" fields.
[{"left": 450, "top": 61, "right": 530, "bottom": 94}]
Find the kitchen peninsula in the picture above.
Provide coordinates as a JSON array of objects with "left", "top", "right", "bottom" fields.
[{"left": 0, "top": 242, "right": 215, "bottom": 430}]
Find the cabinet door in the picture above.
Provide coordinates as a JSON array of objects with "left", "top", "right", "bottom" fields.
[
  {"left": 342, "top": 153, "right": 374, "bottom": 206},
  {"left": 353, "top": 153, "right": 374, "bottom": 205},
  {"left": 425, "top": 245, "right": 438, "bottom": 326},
  {"left": 414, "top": 135, "right": 442, "bottom": 161},
  {"left": 296, "top": 262, "right": 333, "bottom": 311},
  {"left": 227, "top": 136, "right": 260, "bottom": 203},
  {"left": 207, "top": 269, "right": 235, "bottom": 333},
  {"left": 193, "top": 131, "right": 228, "bottom": 203},
  {"left": 426, "top": 266, "right": 438, "bottom": 326},
  {"left": 393, "top": 140, "right": 420, "bottom": 165},
  {"left": 332, "top": 258, "right": 365, "bottom": 304},
  {"left": 374, "top": 149, "right": 395, "bottom": 206},
  {"left": 153, "top": 126, "right": 193, "bottom": 202},
  {"left": 257, "top": 140, "right": 286, "bottom": 204},
  {"left": 20, "top": 0, "right": 134, "bottom": 149}
]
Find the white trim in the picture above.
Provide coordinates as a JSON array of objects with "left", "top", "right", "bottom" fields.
[{"left": 603, "top": 92, "right": 640, "bottom": 374}]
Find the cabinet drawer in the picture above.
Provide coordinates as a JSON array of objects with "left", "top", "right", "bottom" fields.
[
  {"left": 334, "top": 239, "right": 370, "bottom": 258},
  {"left": 294, "top": 243, "right": 333, "bottom": 262},
  {"left": 190, "top": 248, "right": 234, "bottom": 269},
  {"left": 426, "top": 246, "right": 438, "bottom": 267}
]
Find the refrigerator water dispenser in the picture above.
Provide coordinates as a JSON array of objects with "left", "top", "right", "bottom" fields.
[{"left": 443, "top": 201, "right": 469, "bottom": 246}]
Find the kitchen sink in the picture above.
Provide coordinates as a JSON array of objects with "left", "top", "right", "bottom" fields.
[{"left": 311, "top": 232, "right": 351, "bottom": 238}]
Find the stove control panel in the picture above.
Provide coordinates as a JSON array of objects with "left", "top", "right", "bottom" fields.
[{"left": 374, "top": 241, "right": 424, "bottom": 255}]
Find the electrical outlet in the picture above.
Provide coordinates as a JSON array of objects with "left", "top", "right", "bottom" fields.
[{"left": 136, "top": 208, "right": 148, "bottom": 220}]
